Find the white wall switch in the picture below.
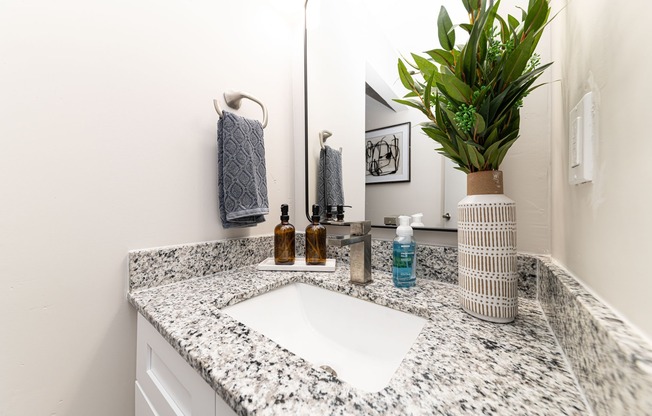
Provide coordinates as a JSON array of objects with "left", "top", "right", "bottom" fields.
[
  {"left": 570, "top": 116, "right": 582, "bottom": 168},
  {"left": 569, "top": 92, "right": 595, "bottom": 185}
]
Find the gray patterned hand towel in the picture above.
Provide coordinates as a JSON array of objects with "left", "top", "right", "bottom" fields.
[
  {"left": 217, "top": 111, "right": 268, "bottom": 228},
  {"left": 317, "top": 145, "right": 344, "bottom": 217}
]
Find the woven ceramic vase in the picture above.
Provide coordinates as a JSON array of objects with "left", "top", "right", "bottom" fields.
[{"left": 458, "top": 170, "right": 517, "bottom": 323}]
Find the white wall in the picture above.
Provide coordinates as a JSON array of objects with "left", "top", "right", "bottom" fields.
[
  {"left": 365, "top": 97, "right": 447, "bottom": 228},
  {"left": 0, "top": 1, "right": 301, "bottom": 414},
  {"left": 500, "top": 32, "right": 552, "bottom": 254},
  {"left": 550, "top": 0, "right": 652, "bottom": 339}
]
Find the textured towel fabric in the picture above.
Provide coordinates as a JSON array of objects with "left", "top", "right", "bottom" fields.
[
  {"left": 217, "top": 111, "right": 268, "bottom": 228},
  {"left": 317, "top": 145, "right": 344, "bottom": 217}
]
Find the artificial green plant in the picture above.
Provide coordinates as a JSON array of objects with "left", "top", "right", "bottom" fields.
[{"left": 396, "top": 0, "right": 552, "bottom": 173}]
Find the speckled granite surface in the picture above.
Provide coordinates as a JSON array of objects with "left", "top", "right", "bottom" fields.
[
  {"left": 129, "top": 236, "right": 275, "bottom": 291},
  {"left": 129, "top": 265, "right": 587, "bottom": 416},
  {"left": 538, "top": 259, "right": 652, "bottom": 416},
  {"left": 129, "top": 236, "right": 652, "bottom": 415},
  {"left": 129, "top": 235, "right": 538, "bottom": 298}
]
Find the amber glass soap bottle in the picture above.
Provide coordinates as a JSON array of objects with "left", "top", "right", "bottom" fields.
[
  {"left": 305, "top": 204, "right": 326, "bottom": 265},
  {"left": 274, "top": 204, "right": 295, "bottom": 265}
]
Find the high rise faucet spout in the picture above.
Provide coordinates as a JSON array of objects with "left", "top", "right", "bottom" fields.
[{"left": 326, "top": 220, "right": 372, "bottom": 285}]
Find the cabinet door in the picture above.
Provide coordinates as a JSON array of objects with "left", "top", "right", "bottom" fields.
[{"left": 136, "top": 314, "right": 215, "bottom": 416}]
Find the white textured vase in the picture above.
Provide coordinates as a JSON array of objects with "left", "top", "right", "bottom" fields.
[{"left": 458, "top": 170, "right": 517, "bottom": 323}]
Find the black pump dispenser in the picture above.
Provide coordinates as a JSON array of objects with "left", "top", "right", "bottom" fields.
[
  {"left": 280, "top": 204, "right": 290, "bottom": 222},
  {"left": 274, "top": 203, "right": 295, "bottom": 264},
  {"left": 336, "top": 205, "right": 345, "bottom": 221},
  {"left": 311, "top": 204, "right": 321, "bottom": 223}
]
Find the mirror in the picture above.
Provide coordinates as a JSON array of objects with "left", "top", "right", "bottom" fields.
[
  {"left": 304, "top": 0, "right": 466, "bottom": 229},
  {"left": 303, "top": 0, "right": 367, "bottom": 224}
]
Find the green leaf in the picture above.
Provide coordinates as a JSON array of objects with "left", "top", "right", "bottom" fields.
[
  {"left": 437, "top": 6, "right": 455, "bottom": 51},
  {"left": 411, "top": 53, "right": 439, "bottom": 80},
  {"left": 502, "top": 35, "right": 536, "bottom": 84},
  {"left": 494, "top": 135, "right": 519, "bottom": 167},
  {"left": 422, "top": 126, "right": 448, "bottom": 142},
  {"left": 434, "top": 94, "right": 447, "bottom": 128},
  {"left": 436, "top": 149, "right": 466, "bottom": 168},
  {"left": 478, "top": 95, "right": 492, "bottom": 123},
  {"left": 523, "top": 0, "right": 550, "bottom": 36},
  {"left": 485, "top": 0, "right": 501, "bottom": 37},
  {"left": 438, "top": 142, "right": 460, "bottom": 159},
  {"left": 508, "top": 14, "right": 520, "bottom": 31},
  {"left": 473, "top": 113, "right": 486, "bottom": 135},
  {"left": 477, "top": 31, "right": 488, "bottom": 67},
  {"left": 483, "top": 127, "right": 500, "bottom": 148},
  {"left": 483, "top": 140, "right": 503, "bottom": 166},
  {"left": 425, "top": 49, "right": 455, "bottom": 68},
  {"left": 467, "top": 144, "right": 486, "bottom": 170},
  {"left": 512, "top": 62, "right": 553, "bottom": 87},
  {"left": 424, "top": 129, "right": 460, "bottom": 159},
  {"left": 441, "top": 65, "right": 455, "bottom": 76},
  {"left": 461, "top": 0, "right": 493, "bottom": 86},
  {"left": 424, "top": 72, "right": 436, "bottom": 109},
  {"left": 438, "top": 73, "right": 474, "bottom": 103},
  {"left": 455, "top": 137, "right": 470, "bottom": 167},
  {"left": 494, "top": 14, "right": 511, "bottom": 44},
  {"left": 459, "top": 23, "right": 473, "bottom": 33},
  {"left": 525, "top": 81, "right": 547, "bottom": 95},
  {"left": 435, "top": 88, "right": 458, "bottom": 109},
  {"left": 461, "top": 0, "right": 472, "bottom": 13},
  {"left": 444, "top": 108, "right": 469, "bottom": 138},
  {"left": 397, "top": 59, "right": 416, "bottom": 91},
  {"left": 467, "top": 146, "right": 480, "bottom": 169},
  {"left": 483, "top": 132, "right": 518, "bottom": 166},
  {"left": 393, "top": 99, "right": 424, "bottom": 111}
]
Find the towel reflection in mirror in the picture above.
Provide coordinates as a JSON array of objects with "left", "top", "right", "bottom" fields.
[{"left": 317, "top": 144, "right": 344, "bottom": 219}]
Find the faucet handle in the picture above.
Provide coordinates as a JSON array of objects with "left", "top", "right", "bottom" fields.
[{"left": 350, "top": 221, "right": 371, "bottom": 236}]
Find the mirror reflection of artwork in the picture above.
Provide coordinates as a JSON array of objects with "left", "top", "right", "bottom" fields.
[
  {"left": 365, "top": 122, "right": 410, "bottom": 184},
  {"left": 366, "top": 135, "right": 400, "bottom": 176}
]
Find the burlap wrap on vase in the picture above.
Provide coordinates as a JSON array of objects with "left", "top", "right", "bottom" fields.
[{"left": 458, "top": 170, "right": 517, "bottom": 323}]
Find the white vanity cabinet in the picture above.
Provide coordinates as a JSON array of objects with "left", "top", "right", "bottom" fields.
[{"left": 136, "top": 314, "right": 237, "bottom": 416}]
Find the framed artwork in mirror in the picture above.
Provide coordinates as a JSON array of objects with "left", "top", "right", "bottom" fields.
[{"left": 365, "top": 122, "right": 411, "bottom": 184}]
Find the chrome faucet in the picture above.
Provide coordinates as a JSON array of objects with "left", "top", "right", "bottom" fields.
[{"left": 327, "top": 220, "right": 372, "bottom": 285}]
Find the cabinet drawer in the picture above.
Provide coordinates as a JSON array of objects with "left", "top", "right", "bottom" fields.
[
  {"left": 136, "top": 314, "right": 215, "bottom": 416},
  {"left": 135, "top": 381, "right": 158, "bottom": 416}
]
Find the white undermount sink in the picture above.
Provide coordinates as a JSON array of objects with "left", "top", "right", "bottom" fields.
[{"left": 221, "top": 283, "right": 427, "bottom": 392}]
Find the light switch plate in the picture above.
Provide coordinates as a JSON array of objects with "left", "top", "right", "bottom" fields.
[
  {"left": 569, "top": 92, "right": 595, "bottom": 185},
  {"left": 570, "top": 116, "right": 582, "bottom": 168}
]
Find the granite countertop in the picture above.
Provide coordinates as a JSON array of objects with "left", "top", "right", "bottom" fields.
[{"left": 128, "top": 264, "right": 588, "bottom": 415}]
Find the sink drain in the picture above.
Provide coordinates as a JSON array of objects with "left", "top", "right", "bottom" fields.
[{"left": 319, "top": 364, "right": 338, "bottom": 377}]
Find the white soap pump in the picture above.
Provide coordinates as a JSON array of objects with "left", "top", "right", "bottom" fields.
[{"left": 411, "top": 213, "right": 424, "bottom": 227}]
